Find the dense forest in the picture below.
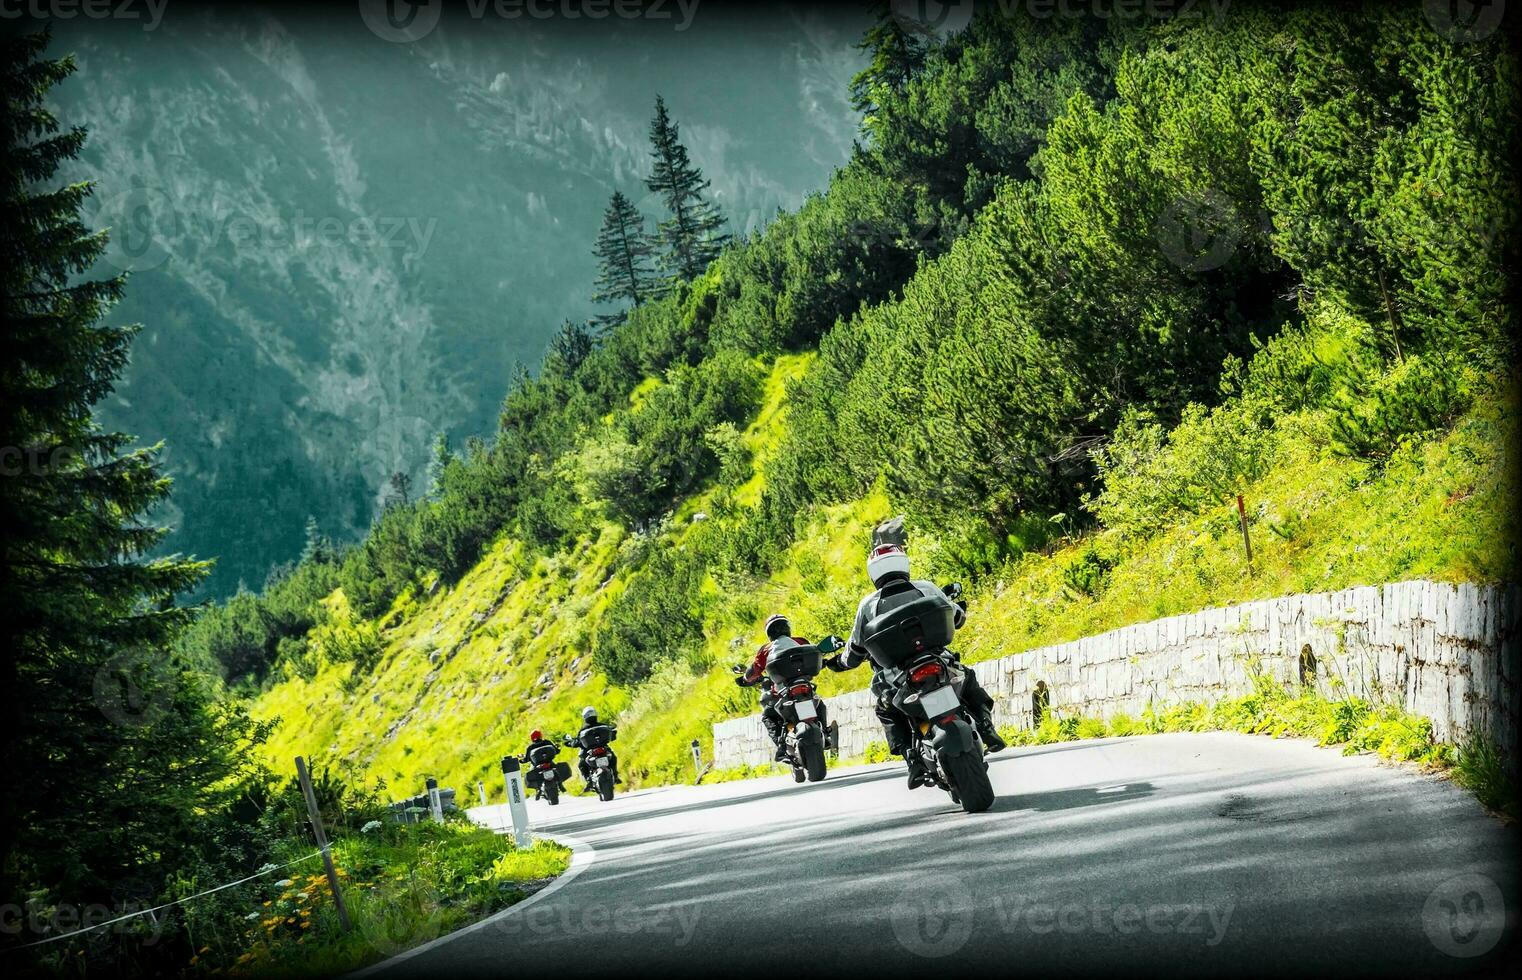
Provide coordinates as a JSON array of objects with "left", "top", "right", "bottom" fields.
[{"left": 2, "top": 3, "right": 1516, "bottom": 974}]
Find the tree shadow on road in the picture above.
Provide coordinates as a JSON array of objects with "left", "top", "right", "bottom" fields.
[{"left": 988, "top": 780, "right": 1156, "bottom": 814}]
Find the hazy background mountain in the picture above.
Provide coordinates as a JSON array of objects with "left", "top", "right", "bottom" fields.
[{"left": 45, "top": 2, "right": 868, "bottom": 596}]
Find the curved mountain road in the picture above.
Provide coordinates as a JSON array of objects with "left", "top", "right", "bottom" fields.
[{"left": 372, "top": 732, "right": 1516, "bottom": 977}]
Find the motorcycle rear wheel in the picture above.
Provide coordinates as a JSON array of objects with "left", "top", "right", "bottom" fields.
[
  {"left": 801, "top": 741, "right": 827, "bottom": 782},
  {"left": 543, "top": 779, "right": 560, "bottom": 805},
  {"left": 943, "top": 752, "right": 994, "bottom": 813},
  {"left": 596, "top": 769, "right": 615, "bottom": 801}
]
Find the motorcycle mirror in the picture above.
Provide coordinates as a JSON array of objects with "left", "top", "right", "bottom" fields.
[
  {"left": 944, "top": 582, "right": 963, "bottom": 599},
  {"left": 817, "top": 635, "right": 842, "bottom": 654}
]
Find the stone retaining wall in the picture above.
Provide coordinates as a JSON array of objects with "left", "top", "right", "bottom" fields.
[{"left": 711, "top": 579, "right": 1519, "bottom": 769}]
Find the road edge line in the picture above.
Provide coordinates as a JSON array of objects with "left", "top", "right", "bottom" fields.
[{"left": 347, "top": 832, "right": 596, "bottom": 978}]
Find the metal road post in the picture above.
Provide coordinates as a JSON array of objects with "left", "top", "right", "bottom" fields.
[
  {"left": 500, "top": 756, "right": 532, "bottom": 848},
  {"left": 426, "top": 776, "right": 443, "bottom": 822}
]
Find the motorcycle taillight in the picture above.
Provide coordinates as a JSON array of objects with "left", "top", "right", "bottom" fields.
[
  {"left": 789, "top": 684, "right": 812, "bottom": 697},
  {"left": 591, "top": 746, "right": 608, "bottom": 756},
  {"left": 909, "top": 662, "right": 944, "bottom": 683}
]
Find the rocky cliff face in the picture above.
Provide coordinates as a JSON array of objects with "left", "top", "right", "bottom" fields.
[{"left": 46, "top": 3, "right": 863, "bottom": 595}]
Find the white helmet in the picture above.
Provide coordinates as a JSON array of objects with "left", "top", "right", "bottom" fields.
[{"left": 867, "top": 542, "right": 910, "bottom": 586}]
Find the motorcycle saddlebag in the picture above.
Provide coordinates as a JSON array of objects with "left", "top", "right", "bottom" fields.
[
  {"left": 554, "top": 761, "right": 573, "bottom": 783},
  {"left": 524, "top": 767, "right": 544, "bottom": 788},
  {"left": 862, "top": 593, "right": 957, "bottom": 669}
]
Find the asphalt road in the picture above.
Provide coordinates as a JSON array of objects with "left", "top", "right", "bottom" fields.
[{"left": 369, "top": 732, "right": 1516, "bottom": 978}]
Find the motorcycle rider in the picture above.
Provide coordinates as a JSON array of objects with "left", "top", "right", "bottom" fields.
[
  {"left": 735, "top": 613, "right": 844, "bottom": 762},
  {"left": 825, "top": 517, "right": 1006, "bottom": 789},
  {"left": 564, "top": 706, "right": 621, "bottom": 792},
  {"left": 521, "top": 729, "right": 560, "bottom": 801}
]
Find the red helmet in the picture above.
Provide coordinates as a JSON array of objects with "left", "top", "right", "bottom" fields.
[{"left": 530, "top": 729, "right": 542, "bottom": 741}]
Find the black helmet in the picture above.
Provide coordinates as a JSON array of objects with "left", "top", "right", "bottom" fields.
[{"left": 763, "top": 613, "right": 791, "bottom": 641}]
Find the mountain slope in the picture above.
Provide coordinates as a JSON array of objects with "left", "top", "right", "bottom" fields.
[{"left": 47, "top": 5, "right": 867, "bottom": 595}]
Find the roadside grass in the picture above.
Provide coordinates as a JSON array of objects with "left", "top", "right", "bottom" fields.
[{"left": 208, "top": 821, "right": 569, "bottom": 977}]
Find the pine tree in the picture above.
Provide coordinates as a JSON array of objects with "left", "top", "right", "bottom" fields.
[
  {"left": 547, "top": 318, "right": 595, "bottom": 375},
  {"left": 424, "top": 432, "right": 456, "bottom": 500},
  {"left": 591, "top": 190, "right": 656, "bottom": 327},
  {"left": 849, "top": 3, "right": 927, "bottom": 126},
  {"left": 0, "top": 29, "right": 248, "bottom": 927},
  {"left": 299, "top": 514, "right": 332, "bottom": 564},
  {"left": 384, "top": 469, "right": 413, "bottom": 508},
  {"left": 644, "top": 95, "right": 730, "bottom": 282}
]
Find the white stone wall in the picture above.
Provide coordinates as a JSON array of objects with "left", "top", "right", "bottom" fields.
[{"left": 711, "top": 579, "right": 1519, "bottom": 769}]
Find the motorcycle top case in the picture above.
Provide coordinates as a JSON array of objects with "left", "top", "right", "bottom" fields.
[
  {"left": 578, "top": 724, "right": 615, "bottom": 750},
  {"left": 527, "top": 744, "right": 557, "bottom": 766},
  {"left": 861, "top": 592, "right": 957, "bottom": 669},
  {"left": 764, "top": 638, "right": 823, "bottom": 686}
]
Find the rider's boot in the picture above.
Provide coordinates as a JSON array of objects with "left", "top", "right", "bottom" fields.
[
  {"left": 773, "top": 741, "right": 789, "bottom": 763},
  {"left": 975, "top": 709, "right": 1007, "bottom": 753},
  {"left": 904, "top": 751, "right": 930, "bottom": 790}
]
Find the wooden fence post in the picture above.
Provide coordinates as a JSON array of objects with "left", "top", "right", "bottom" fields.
[
  {"left": 295, "top": 756, "right": 352, "bottom": 932},
  {"left": 1236, "top": 494, "right": 1254, "bottom": 567}
]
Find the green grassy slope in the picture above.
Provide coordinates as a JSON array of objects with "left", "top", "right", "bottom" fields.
[{"left": 253, "top": 361, "right": 1514, "bottom": 796}]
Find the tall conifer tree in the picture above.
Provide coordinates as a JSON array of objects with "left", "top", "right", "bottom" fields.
[
  {"left": 644, "top": 95, "right": 729, "bottom": 282},
  {"left": 590, "top": 190, "right": 657, "bottom": 326},
  {"left": 0, "top": 30, "right": 244, "bottom": 920}
]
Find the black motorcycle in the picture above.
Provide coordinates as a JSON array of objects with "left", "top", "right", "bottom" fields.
[
  {"left": 564, "top": 725, "right": 618, "bottom": 801},
  {"left": 858, "top": 582, "right": 995, "bottom": 813},
  {"left": 765, "top": 640, "right": 833, "bottom": 783},
  {"left": 522, "top": 743, "right": 572, "bottom": 805}
]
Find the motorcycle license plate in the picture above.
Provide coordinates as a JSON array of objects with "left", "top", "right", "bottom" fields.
[
  {"left": 917, "top": 685, "right": 960, "bottom": 718},
  {"left": 794, "top": 700, "right": 818, "bottom": 722},
  {"left": 595, "top": 757, "right": 611, "bottom": 769}
]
